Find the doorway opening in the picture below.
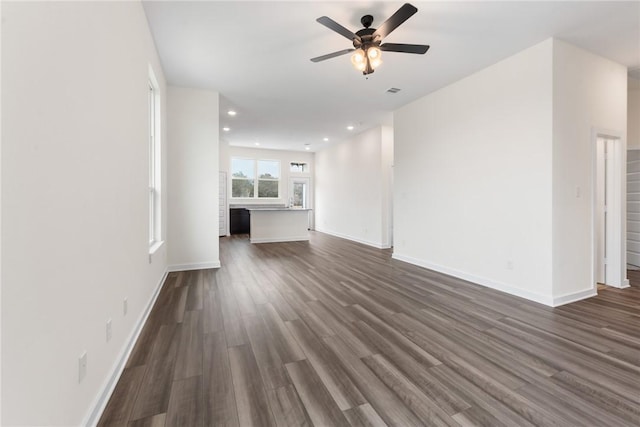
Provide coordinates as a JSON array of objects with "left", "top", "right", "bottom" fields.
[{"left": 594, "top": 133, "right": 628, "bottom": 289}]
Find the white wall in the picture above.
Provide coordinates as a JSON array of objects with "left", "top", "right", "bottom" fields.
[
  {"left": 629, "top": 77, "right": 640, "bottom": 149},
  {"left": 393, "top": 40, "right": 554, "bottom": 303},
  {"left": 315, "top": 126, "right": 394, "bottom": 248},
  {"left": 167, "top": 86, "right": 219, "bottom": 270},
  {"left": 551, "top": 40, "right": 628, "bottom": 301},
  {"left": 2, "top": 2, "right": 168, "bottom": 425},
  {"left": 225, "top": 145, "right": 314, "bottom": 208}
]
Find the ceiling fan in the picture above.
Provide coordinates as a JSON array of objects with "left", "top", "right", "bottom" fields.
[{"left": 311, "top": 3, "right": 430, "bottom": 75}]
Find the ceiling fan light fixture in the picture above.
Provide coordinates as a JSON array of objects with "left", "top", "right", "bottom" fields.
[
  {"left": 367, "top": 46, "right": 381, "bottom": 60},
  {"left": 370, "top": 57, "right": 382, "bottom": 70},
  {"left": 351, "top": 48, "right": 366, "bottom": 69}
]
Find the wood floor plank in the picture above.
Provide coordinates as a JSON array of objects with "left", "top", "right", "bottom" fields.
[
  {"left": 549, "top": 370, "right": 640, "bottom": 425},
  {"left": 353, "top": 319, "right": 468, "bottom": 416},
  {"left": 203, "top": 289, "right": 224, "bottom": 334},
  {"left": 173, "top": 310, "right": 203, "bottom": 380},
  {"left": 234, "top": 284, "right": 258, "bottom": 316},
  {"left": 98, "top": 366, "right": 146, "bottom": 426},
  {"left": 285, "top": 359, "right": 351, "bottom": 427},
  {"left": 265, "top": 384, "right": 313, "bottom": 427},
  {"left": 323, "top": 335, "right": 424, "bottom": 427},
  {"left": 361, "top": 354, "right": 459, "bottom": 427},
  {"left": 286, "top": 318, "right": 367, "bottom": 410},
  {"left": 125, "top": 319, "right": 159, "bottom": 369},
  {"left": 129, "top": 356, "right": 175, "bottom": 421},
  {"left": 186, "top": 271, "right": 204, "bottom": 310},
  {"left": 351, "top": 304, "right": 441, "bottom": 367},
  {"left": 428, "top": 364, "right": 536, "bottom": 427},
  {"left": 258, "top": 302, "right": 306, "bottom": 363},
  {"left": 128, "top": 413, "right": 166, "bottom": 427},
  {"left": 166, "top": 376, "right": 204, "bottom": 427},
  {"left": 307, "top": 300, "right": 376, "bottom": 358},
  {"left": 149, "top": 323, "right": 180, "bottom": 362},
  {"left": 244, "top": 313, "right": 290, "bottom": 390},
  {"left": 203, "top": 331, "right": 239, "bottom": 427},
  {"left": 228, "top": 344, "right": 276, "bottom": 427},
  {"left": 343, "top": 403, "right": 388, "bottom": 427}
]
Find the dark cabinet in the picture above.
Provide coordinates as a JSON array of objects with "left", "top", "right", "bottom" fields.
[{"left": 229, "top": 208, "right": 250, "bottom": 234}]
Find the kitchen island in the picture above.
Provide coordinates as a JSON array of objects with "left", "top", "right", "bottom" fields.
[{"left": 247, "top": 208, "right": 312, "bottom": 243}]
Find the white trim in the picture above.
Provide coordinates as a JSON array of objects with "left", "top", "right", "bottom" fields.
[
  {"left": 607, "top": 279, "right": 631, "bottom": 289},
  {"left": 316, "top": 228, "right": 391, "bottom": 249},
  {"left": 168, "top": 261, "right": 220, "bottom": 272},
  {"left": 391, "top": 253, "right": 554, "bottom": 306},
  {"left": 250, "top": 236, "right": 309, "bottom": 244},
  {"left": 82, "top": 269, "right": 168, "bottom": 427},
  {"left": 149, "top": 240, "right": 164, "bottom": 255},
  {"left": 552, "top": 288, "right": 598, "bottom": 307}
]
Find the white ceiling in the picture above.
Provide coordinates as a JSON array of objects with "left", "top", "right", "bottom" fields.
[{"left": 142, "top": 1, "right": 640, "bottom": 152}]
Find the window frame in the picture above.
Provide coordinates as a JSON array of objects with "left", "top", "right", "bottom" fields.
[{"left": 148, "top": 66, "right": 162, "bottom": 251}]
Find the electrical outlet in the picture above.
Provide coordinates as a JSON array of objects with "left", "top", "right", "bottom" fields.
[
  {"left": 79, "top": 351, "right": 87, "bottom": 383},
  {"left": 106, "top": 319, "right": 112, "bottom": 342},
  {"left": 123, "top": 297, "right": 128, "bottom": 316}
]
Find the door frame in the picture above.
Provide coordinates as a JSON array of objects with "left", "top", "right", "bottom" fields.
[{"left": 591, "top": 129, "right": 629, "bottom": 289}]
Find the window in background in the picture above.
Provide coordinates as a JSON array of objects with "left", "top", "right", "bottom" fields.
[
  {"left": 231, "top": 158, "right": 255, "bottom": 197},
  {"left": 231, "top": 158, "right": 280, "bottom": 198},
  {"left": 290, "top": 162, "right": 309, "bottom": 173},
  {"left": 258, "top": 160, "right": 279, "bottom": 198}
]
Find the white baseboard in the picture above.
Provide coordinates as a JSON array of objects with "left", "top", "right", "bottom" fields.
[
  {"left": 168, "top": 261, "right": 220, "bottom": 272},
  {"left": 315, "top": 228, "right": 391, "bottom": 249},
  {"left": 82, "top": 269, "right": 168, "bottom": 427},
  {"left": 391, "top": 253, "right": 555, "bottom": 306},
  {"left": 551, "top": 288, "right": 598, "bottom": 307},
  {"left": 250, "top": 236, "right": 309, "bottom": 244}
]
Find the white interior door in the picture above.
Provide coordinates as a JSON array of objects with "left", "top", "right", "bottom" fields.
[{"left": 595, "top": 136, "right": 624, "bottom": 287}]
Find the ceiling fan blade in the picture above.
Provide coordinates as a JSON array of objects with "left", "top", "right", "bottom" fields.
[
  {"left": 317, "top": 16, "right": 361, "bottom": 43},
  {"left": 373, "top": 3, "right": 418, "bottom": 39},
  {"left": 310, "top": 49, "right": 355, "bottom": 63},
  {"left": 380, "top": 43, "right": 430, "bottom": 54}
]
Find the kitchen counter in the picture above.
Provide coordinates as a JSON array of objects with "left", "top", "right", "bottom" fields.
[{"left": 248, "top": 208, "right": 311, "bottom": 243}]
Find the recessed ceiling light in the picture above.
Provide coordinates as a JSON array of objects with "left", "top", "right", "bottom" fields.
[
  {"left": 254, "top": 142, "right": 260, "bottom": 146},
  {"left": 222, "top": 127, "right": 230, "bottom": 132},
  {"left": 323, "top": 137, "right": 329, "bottom": 142},
  {"left": 228, "top": 110, "right": 237, "bottom": 116},
  {"left": 347, "top": 125, "right": 354, "bottom": 131},
  {"left": 305, "top": 146, "right": 311, "bottom": 151}
]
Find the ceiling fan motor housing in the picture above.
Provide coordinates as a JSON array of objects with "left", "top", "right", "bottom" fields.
[{"left": 353, "top": 27, "right": 380, "bottom": 50}]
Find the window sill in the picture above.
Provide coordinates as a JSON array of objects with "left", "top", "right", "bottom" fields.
[{"left": 149, "top": 240, "right": 165, "bottom": 263}]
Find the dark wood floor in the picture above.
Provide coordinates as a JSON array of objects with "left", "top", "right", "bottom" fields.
[{"left": 99, "top": 232, "right": 640, "bottom": 426}]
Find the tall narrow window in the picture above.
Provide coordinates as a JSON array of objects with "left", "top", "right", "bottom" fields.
[{"left": 148, "top": 69, "right": 161, "bottom": 249}]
